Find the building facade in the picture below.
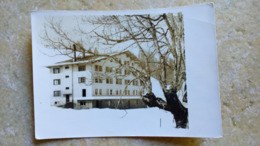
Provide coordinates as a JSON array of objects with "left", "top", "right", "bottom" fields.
[{"left": 46, "top": 51, "right": 147, "bottom": 109}]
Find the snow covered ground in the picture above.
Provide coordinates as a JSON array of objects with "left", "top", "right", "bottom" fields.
[{"left": 35, "top": 101, "right": 190, "bottom": 139}]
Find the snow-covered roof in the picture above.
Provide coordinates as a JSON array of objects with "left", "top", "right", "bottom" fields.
[{"left": 46, "top": 50, "right": 139, "bottom": 68}]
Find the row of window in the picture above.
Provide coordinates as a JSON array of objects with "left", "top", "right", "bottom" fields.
[
  {"left": 53, "top": 65, "right": 133, "bottom": 75},
  {"left": 94, "top": 78, "right": 139, "bottom": 86},
  {"left": 53, "top": 77, "right": 86, "bottom": 85},
  {"left": 53, "top": 89, "right": 86, "bottom": 97},
  {"left": 94, "top": 89, "right": 141, "bottom": 96},
  {"left": 54, "top": 77, "right": 141, "bottom": 86},
  {"left": 54, "top": 77, "right": 142, "bottom": 86},
  {"left": 53, "top": 89, "right": 143, "bottom": 97},
  {"left": 95, "top": 65, "right": 131, "bottom": 75}
]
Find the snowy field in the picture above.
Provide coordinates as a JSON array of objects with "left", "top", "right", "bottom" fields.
[{"left": 35, "top": 101, "right": 190, "bottom": 139}]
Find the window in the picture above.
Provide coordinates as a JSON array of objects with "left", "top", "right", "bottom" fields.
[
  {"left": 80, "top": 101, "right": 86, "bottom": 105},
  {"left": 110, "top": 89, "right": 113, "bottom": 95},
  {"left": 65, "top": 75, "right": 69, "bottom": 78},
  {"left": 78, "top": 65, "right": 86, "bottom": 71},
  {"left": 95, "top": 77, "right": 103, "bottom": 83},
  {"left": 106, "top": 78, "right": 113, "bottom": 84},
  {"left": 124, "top": 90, "right": 130, "bottom": 95},
  {"left": 53, "top": 91, "right": 60, "bottom": 97},
  {"left": 78, "top": 77, "right": 86, "bottom": 83},
  {"left": 95, "top": 89, "right": 102, "bottom": 95},
  {"left": 53, "top": 79, "right": 60, "bottom": 85},
  {"left": 65, "top": 66, "right": 69, "bottom": 69},
  {"left": 116, "top": 90, "right": 119, "bottom": 95},
  {"left": 82, "top": 89, "right": 86, "bottom": 97},
  {"left": 95, "top": 65, "right": 102, "bottom": 72},
  {"left": 116, "top": 59, "right": 122, "bottom": 64},
  {"left": 133, "top": 80, "right": 138, "bottom": 86},
  {"left": 65, "top": 87, "right": 69, "bottom": 90},
  {"left": 125, "top": 80, "right": 130, "bottom": 85},
  {"left": 116, "top": 68, "right": 122, "bottom": 74},
  {"left": 124, "top": 61, "right": 130, "bottom": 65},
  {"left": 99, "top": 89, "right": 102, "bottom": 95},
  {"left": 133, "top": 90, "right": 135, "bottom": 95},
  {"left": 125, "top": 69, "right": 131, "bottom": 75},
  {"left": 140, "top": 81, "right": 144, "bottom": 86},
  {"left": 106, "top": 67, "right": 113, "bottom": 73},
  {"left": 95, "top": 89, "right": 98, "bottom": 95},
  {"left": 105, "top": 89, "right": 113, "bottom": 96},
  {"left": 116, "top": 79, "right": 122, "bottom": 85},
  {"left": 53, "top": 68, "right": 60, "bottom": 74}
]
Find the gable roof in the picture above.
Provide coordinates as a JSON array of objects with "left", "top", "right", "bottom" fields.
[{"left": 46, "top": 50, "right": 140, "bottom": 68}]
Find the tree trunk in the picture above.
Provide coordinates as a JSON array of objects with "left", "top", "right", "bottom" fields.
[{"left": 142, "top": 89, "right": 188, "bottom": 128}]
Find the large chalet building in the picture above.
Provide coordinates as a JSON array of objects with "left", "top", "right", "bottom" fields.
[{"left": 46, "top": 51, "right": 147, "bottom": 109}]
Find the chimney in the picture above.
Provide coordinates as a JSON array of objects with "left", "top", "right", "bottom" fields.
[{"left": 73, "top": 44, "right": 77, "bottom": 62}]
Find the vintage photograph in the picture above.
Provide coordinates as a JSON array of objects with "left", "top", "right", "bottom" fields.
[
  {"left": 42, "top": 13, "right": 188, "bottom": 128},
  {"left": 32, "top": 4, "right": 221, "bottom": 139}
]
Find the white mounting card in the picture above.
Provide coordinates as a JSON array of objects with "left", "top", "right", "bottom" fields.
[{"left": 31, "top": 3, "right": 222, "bottom": 139}]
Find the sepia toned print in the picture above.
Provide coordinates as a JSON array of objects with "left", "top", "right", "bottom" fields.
[{"left": 40, "top": 12, "right": 188, "bottom": 128}]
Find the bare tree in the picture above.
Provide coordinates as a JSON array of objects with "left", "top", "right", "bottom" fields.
[{"left": 41, "top": 13, "right": 188, "bottom": 128}]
